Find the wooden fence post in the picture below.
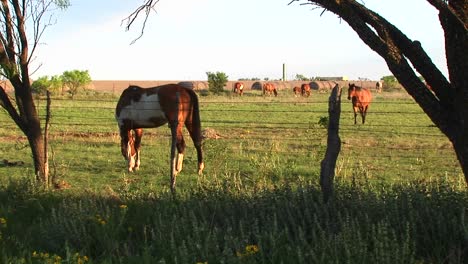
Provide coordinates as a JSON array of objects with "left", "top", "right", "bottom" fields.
[
  {"left": 320, "top": 84, "right": 342, "bottom": 203},
  {"left": 44, "top": 90, "right": 51, "bottom": 187}
]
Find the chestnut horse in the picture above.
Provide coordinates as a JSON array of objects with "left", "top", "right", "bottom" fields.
[
  {"left": 293, "top": 86, "right": 301, "bottom": 97},
  {"left": 233, "top": 82, "right": 244, "bottom": 96},
  {"left": 347, "top": 83, "right": 372, "bottom": 124},
  {"left": 263, "top": 83, "right": 278, "bottom": 96},
  {"left": 301, "top": 83, "right": 311, "bottom": 97},
  {"left": 115, "top": 84, "right": 204, "bottom": 192}
]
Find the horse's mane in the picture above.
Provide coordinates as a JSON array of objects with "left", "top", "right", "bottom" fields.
[{"left": 350, "top": 83, "right": 364, "bottom": 90}]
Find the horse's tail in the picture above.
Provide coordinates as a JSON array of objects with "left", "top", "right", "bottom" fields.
[
  {"left": 188, "top": 88, "right": 204, "bottom": 173},
  {"left": 273, "top": 88, "right": 278, "bottom": 97},
  {"left": 188, "top": 89, "right": 202, "bottom": 139}
]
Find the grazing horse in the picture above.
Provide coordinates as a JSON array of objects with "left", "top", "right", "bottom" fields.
[
  {"left": 263, "top": 83, "right": 278, "bottom": 96},
  {"left": 376, "top": 81, "right": 383, "bottom": 93},
  {"left": 115, "top": 84, "right": 204, "bottom": 192},
  {"left": 301, "top": 83, "right": 311, "bottom": 97},
  {"left": 293, "top": 86, "right": 301, "bottom": 97},
  {"left": 233, "top": 82, "right": 244, "bottom": 96},
  {"left": 347, "top": 83, "right": 372, "bottom": 124}
]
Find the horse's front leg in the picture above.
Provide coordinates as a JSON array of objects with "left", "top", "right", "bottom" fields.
[
  {"left": 353, "top": 107, "right": 358, "bottom": 125},
  {"left": 133, "top": 128, "right": 143, "bottom": 171},
  {"left": 361, "top": 106, "right": 368, "bottom": 124}
]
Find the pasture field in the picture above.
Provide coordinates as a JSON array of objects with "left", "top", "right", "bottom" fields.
[{"left": 0, "top": 88, "right": 466, "bottom": 263}]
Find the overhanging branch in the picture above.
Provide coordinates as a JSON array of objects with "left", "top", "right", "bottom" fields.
[{"left": 122, "top": 0, "right": 160, "bottom": 44}]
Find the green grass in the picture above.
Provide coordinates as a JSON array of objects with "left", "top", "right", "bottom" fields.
[{"left": 0, "top": 89, "right": 466, "bottom": 263}]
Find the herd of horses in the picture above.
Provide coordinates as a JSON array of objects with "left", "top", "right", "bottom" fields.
[
  {"left": 293, "top": 84, "right": 311, "bottom": 97},
  {"left": 115, "top": 82, "right": 373, "bottom": 191}
]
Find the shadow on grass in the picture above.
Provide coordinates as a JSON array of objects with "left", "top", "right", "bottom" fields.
[{"left": 0, "top": 178, "right": 466, "bottom": 264}]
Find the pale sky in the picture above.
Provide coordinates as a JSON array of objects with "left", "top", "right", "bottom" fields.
[{"left": 31, "top": 0, "right": 447, "bottom": 81}]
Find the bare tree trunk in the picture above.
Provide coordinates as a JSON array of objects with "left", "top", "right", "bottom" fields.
[
  {"left": 320, "top": 84, "right": 342, "bottom": 203},
  {"left": 28, "top": 130, "right": 47, "bottom": 182},
  {"left": 0, "top": 83, "right": 48, "bottom": 184}
]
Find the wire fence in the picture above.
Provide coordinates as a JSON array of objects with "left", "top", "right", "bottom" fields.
[{"left": 0, "top": 98, "right": 462, "bottom": 180}]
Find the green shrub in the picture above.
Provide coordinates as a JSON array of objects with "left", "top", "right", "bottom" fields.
[{"left": 206, "top": 71, "right": 228, "bottom": 95}]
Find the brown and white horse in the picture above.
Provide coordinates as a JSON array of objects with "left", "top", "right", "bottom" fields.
[
  {"left": 347, "top": 83, "right": 372, "bottom": 124},
  {"left": 115, "top": 84, "right": 204, "bottom": 192},
  {"left": 233, "top": 82, "right": 244, "bottom": 96},
  {"left": 375, "top": 81, "right": 383, "bottom": 93},
  {"left": 263, "top": 83, "right": 278, "bottom": 96}
]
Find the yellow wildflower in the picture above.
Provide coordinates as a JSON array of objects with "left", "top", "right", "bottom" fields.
[
  {"left": 119, "top": 204, "right": 128, "bottom": 209},
  {"left": 0, "top": 217, "right": 6, "bottom": 227},
  {"left": 237, "top": 244, "right": 260, "bottom": 258},
  {"left": 245, "top": 244, "right": 259, "bottom": 254}
]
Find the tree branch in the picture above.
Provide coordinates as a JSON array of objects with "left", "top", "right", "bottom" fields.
[
  {"left": 298, "top": 0, "right": 456, "bottom": 138},
  {"left": 12, "top": 0, "right": 29, "bottom": 83},
  {"left": 122, "top": 0, "right": 160, "bottom": 44},
  {"left": 0, "top": 84, "right": 24, "bottom": 131},
  {"left": 348, "top": 2, "right": 453, "bottom": 106},
  {"left": 0, "top": 0, "right": 17, "bottom": 64}
]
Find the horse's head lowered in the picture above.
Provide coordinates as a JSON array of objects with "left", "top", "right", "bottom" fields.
[{"left": 119, "top": 128, "right": 142, "bottom": 172}]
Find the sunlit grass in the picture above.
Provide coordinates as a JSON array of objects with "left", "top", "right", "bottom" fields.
[{"left": 0, "top": 90, "right": 466, "bottom": 263}]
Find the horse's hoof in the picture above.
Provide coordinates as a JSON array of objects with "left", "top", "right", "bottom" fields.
[{"left": 198, "top": 162, "right": 205, "bottom": 175}]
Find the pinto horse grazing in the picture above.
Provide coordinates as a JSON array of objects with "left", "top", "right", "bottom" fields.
[
  {"left": 347, "top": 83, "right": 372, "bottom": 124},
  {"left": 233, "top": 82, "right": 244, "bottom": 96},
  {"left": 115, "top": 84, "right": 204, "bottom": 192},
  {"left": 301, "top": 83, "right": 311, "bottom": 97},
  {"left": 263, "top": 83, "right": 278, "bottom": 96}
]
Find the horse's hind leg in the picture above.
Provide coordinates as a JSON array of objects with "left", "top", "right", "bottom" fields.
[
  {"left": 185, "top": 121, "right": 204, "bottom": 175},
  {"left": 169, "top": 123, "right": 179, "bottom": 192},
  {"left": 175, "top": 125, "right": 186, "bottom": 173}
]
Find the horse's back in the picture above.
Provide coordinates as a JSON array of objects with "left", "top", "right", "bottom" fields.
[
  {"left": 356, "top": 89, "right": 372, "bottom": 106},
  {"left": 116, "top": 84, "right": 197, "bottom": 128}
]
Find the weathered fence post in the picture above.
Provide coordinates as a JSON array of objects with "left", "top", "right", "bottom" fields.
[
  {"left": 44, "top": 90, "right": 51, "bottom": 187},
  {"left": 320, "top": 84, "right": 342, "bottom": 203}
]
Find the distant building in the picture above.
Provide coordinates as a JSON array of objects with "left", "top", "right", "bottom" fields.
[{"left": 315, "top": 76, "right": 349, "bottom": 81}]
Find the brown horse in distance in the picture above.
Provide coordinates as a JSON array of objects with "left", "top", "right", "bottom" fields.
[
  {"left": 233, "top": 82, "right": 244, "bottom": 96},
  {"left": 347, "top": 83, "right": 372, "bottom": 124},
  {"left": 263, "top": 83, "right": 278, "bottom": 96},
  {"left": 301, "top": 83, "right": 311, "bottom": 97},
  {"left": 115, "top": 84, "right": 204, "bottom": 192},
  {"left": 293, "top": 86, "right": 301, "bottom": 97}
]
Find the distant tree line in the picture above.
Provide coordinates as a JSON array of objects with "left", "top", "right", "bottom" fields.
[{"left": 32, "top": 70, "right": 92, "bottom": 99}]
